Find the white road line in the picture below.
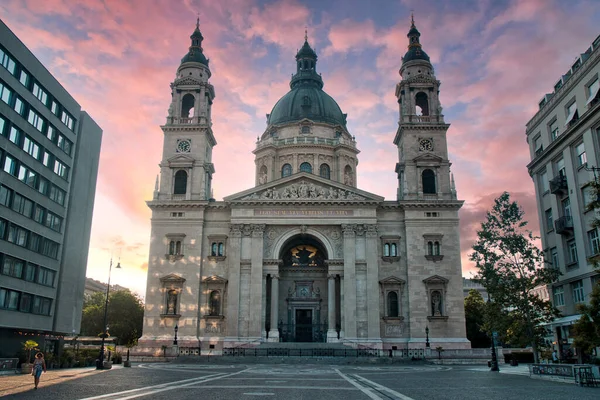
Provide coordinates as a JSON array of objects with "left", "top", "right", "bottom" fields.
[
  {"left": 352, "top": 374, "right": 416, "bottom": 400},
  {"left": 78, "top": 370, "right": 248, "bottom": 400},
  {"left": 334, "top": 369, "right": 383, "bottom": 400},
  {"left": 179, "top": 385, "right": 357, "bottom": 390},
  {"left": 243, "top": 393, "right": 275, "bottom": 396},
  {"left": 77, "top": 373, "right": 226, "bottom": 400}
]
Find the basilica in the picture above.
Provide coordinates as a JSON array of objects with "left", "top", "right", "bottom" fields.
[{"left": 139, "top": 17, "right": 470, "bottom": 352}]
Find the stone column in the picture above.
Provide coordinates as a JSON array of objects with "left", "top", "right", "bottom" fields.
[
  {"left": 261, "top": 274, "right": 267, "bottom": 340},
  {"left": 327, "top": 274, "right": 337, "bottom": 342},
  {"left": 225, "top": 224, "right": 242, "bottom": 342},
  {"left": 366, "top": 225, "right": 382, "bottom": 346},
  {"left": 339, "top": 275, "right": 345, "bottom": 339},
  {"left": 342, "top": 224, "right": 357, "bottom": 340},
  {"left": 268, "top": 274, "right": 280, "bottom": 341},
  {"left": 249, "top": 224, "right": 265, "bottom": 339}
]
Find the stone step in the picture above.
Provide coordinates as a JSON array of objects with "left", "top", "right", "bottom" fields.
[{"left": 255, "top": 342, "right": 351, "bottom": 349}]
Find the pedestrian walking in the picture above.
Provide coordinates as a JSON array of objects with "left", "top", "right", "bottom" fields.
[
  {"left": 552, "top": 350, "right": 559, "bottom": 363},
  {"left": 31, "top": 352, "right": 46, "bottom": 389}
]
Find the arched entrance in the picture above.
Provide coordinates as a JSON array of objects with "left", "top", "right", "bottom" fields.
[{"left": 268, "top": 235, "right": 329, "bottom": 342}]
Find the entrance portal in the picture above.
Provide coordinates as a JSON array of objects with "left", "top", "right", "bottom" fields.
[{"left": 295, "top": 309, "right": 313, "bottom": 342}]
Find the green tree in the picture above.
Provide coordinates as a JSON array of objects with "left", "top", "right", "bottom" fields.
[
  {"left": 464, "top": 289, "right": 491, "bottom": 348},
  {"left": 572, "top": 281, "right": 600, "bottom": 360},
  {"left": 80, "top": 289, "right": 144, "bottom": 346},
  {"left": 469, "top": 192, "right": 561, "bottom": 363}
]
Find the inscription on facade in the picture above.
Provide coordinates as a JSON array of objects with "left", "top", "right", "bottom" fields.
[{"left": 255, "top": 210, "right": 354, "bottom": 217}]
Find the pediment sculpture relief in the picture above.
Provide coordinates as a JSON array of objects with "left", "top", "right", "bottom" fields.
[{"left": 241, "top": 180, "right": 365, "bottom": 201}]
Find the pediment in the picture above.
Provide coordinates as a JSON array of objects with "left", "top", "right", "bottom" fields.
[
  {"left": 202, "top": 275, "right": 228, "bottom": 284},
  {"left": 413, "top": 152, "right": 444, "bottom": 164},
  {"left": 422, "top": 275, "right": 449, "bottom": 285},
  {"left": 404, "top": 75, "right": 439, "bottom": 85},
  {"left": 166, "top": 154, "right": 195, "bottom": 167},
  {"left": 379, "top": 276, "right": 406, "bottom": 285},
  {"left": 224, "top": 172, "right": 384, "bottom": 203},
  {"left": 160, "top": 273, "right": 186, "bottom": 284},
  {"left": 174, "top": 76, "right": 202, "bottom": 86}
]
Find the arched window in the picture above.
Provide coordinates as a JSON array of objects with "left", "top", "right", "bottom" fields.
[
  {"left": 422, "top": 169, "right": 436, "bottom": 194},
  {"left": 391, "top": 243, "right": 397, "bottom": 257},
  {"left": 281, "top": 164, "right": 292, "bottom": 178},
  {"left": 174, "top": 170, "right": 188, "bottom": 194},
  {"left": 169, "top": 241, "right": 175, "bottom": 255},
  {"left": 175, "top": 241, "right": 182, "bottom": 255},
  {"left": 427, "top": 241, "right": 433, "bottom": 256},
  {"left": 299, "top": 162, "right": 312, "bottom": 173},
  {"left": 218, "top": 243, "right": 224, "bottom": 257},
  {"left": 211, "top": 243, "right": 217, "bottom": 256},
  {"left": 434, "top": 241, "right": 440, "bottom": 256},
  {"left": 415, "top": 92, "right": 429, "bottom": 116},
  {"left": 384, "top": 243, "right": 390, "bottom": 257},
  {"left": 387, "top": 291, "right": 399, "bottom": 317},
  {"left": 319, "top": 164, "right": 330, "bottom": 179},
  {"left": 181, "top": 93, "right": 195, "bottom": 118},
  {"left": 209, "top": 290, "right": 221, "bottom": 316}
]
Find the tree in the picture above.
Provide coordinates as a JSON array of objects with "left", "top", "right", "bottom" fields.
[
  {"left": 572, "top": 281, "right": 600, "bottom": 360},
  {"left": 469, "top": 192, "right": 561, "bottom": 363},
  {"left": 80, "top": 289, "right": 144, "bottom": 346},
  {"left": 464, "top": 289, "right": 491, "bottom": 348}
]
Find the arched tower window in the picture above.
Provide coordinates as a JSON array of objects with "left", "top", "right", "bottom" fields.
[
  {"left": 344, "top": 165, "right": 353, "bottom": 185},
  {"left": 209, "top": 290, "right": 221, "bottom": 316},
  {"left": 169, "top": 241, "right": 176, "bottom": 255},
  {"left": 415, "top": 92, "right": 429, "bottom": 116},
  {"left": 175, "top": 241, "right": 182, "bottom": 255},
  {"left": 174, "top": 170, "right": 188, "bottom": 194},
  {"left": 218, "top": 243, "right": 224, "bottom": 257},
  {"left": 181, "top": 93, "right": 195, "bottom": 118},
  {"left": 422, "top": 169, "right": 436, "bottom": 194},
  {"left": 300, "top": 162, "right": 312, "bottom": 173},
  {"left": 211, "top": 243, "right": 217, "bottom": 256},
  {"left": 387, "top": 292, "right": 399, "bottom": 317},
  {"left": 391, "top": 243, "right": 397, "bottom": 257},
  {"left": 427, "top": 241, "right": 434, "bottom": 255},
  {"left": 434, "top": 241, "right": 440, "bottom": 256},
  {"left": 281, "top": 163, "right": 292, "bottom": 178},
  {"left": 319, "top": 164, "right": 330, "bottom": 179}
]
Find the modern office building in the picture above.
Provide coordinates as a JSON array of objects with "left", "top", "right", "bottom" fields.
[
  {"left": 0, "top": 20, "right": 102, "bottom": 357},
  {"left": 526, "top": 33, "right": 600, "bottom": 358}
]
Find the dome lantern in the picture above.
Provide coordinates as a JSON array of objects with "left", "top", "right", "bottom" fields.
[
  {"left": 180, "top": 17, "right": 209, "bottom": 67},
  {"left": 402, "top": 14, "right": 430, "bottom": 64}
]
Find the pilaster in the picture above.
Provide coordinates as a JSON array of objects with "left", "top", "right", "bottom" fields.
[
  {"left": 365, "top": 225, "right": 381, "bottom": 342},
  {"left": 225, "top": 224, "right": 242, "bottom": 341},
  {"left": 249, "top": 224, "right": 265, "bottom": 338},
  {"left": 342, "top": 224, "right": 357, "bottom": 339}
]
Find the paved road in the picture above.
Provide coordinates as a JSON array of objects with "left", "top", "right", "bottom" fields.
[{"left": 2, "top": 363, "right": 597, "bottom": 400}]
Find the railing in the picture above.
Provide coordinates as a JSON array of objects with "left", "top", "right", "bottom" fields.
[
  {"left": 255, "top": 136, "right": 357, "bottom": 149},
  {"left": 278, "top": 323, "right": 328, "bottom": 343},
  {"left": 402, "top": 115, "right": 442, "bottom": 124},
  {"left": 168, "top": 117, "right": 207, "bottom": 125},
  {"left": 221, "top": 348, "right": 425, "bottom": 358},
  {"left": 555, "top": 215, "right": 573, "bottom": 235},
  {"left": 549, "top": 175, "right": 567, "bottom": 195}
]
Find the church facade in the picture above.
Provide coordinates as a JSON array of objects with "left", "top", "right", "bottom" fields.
[{"left": 139, "top": 17, "right": 470, "bottom": 352}]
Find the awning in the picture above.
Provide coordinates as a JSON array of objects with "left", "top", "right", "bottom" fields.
[
  {"left": 564, "top": 105, "right": 578, "bottom": 126},
  {"left": 586, "top": 79, "right": 599, "bottom": 105},
  {"left": 542, "top": 314, "right": 582, "bottom": 326}
]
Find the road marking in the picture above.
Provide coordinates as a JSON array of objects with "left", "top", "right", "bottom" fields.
[
  {"left": 78, "top": 369, "right": 248, "bottom": 400},
  {"left": 352, "top": 374, "right": 416, "bottom": 400},
  {"left": 264, "top": 380, "right": 287, "bottom": 383},
  {"left": 334, "top": 369, "right": 384, "bottom": 400},
  {"left": 243, "top": 393, "right": 275, "bottom": 396}
]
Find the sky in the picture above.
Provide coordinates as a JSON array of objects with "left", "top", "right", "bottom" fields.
[{"left": 1, "top": 0, "right": 599, "bottom": 299}]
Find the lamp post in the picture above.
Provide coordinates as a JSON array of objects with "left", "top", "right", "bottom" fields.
[
  {"left": 487, "top": 297, "right": 499, "bottom": 372},
  {"left": 173, "top": 324, "right": 178, "bottom": 346},
  {"left": 425, "top": 326, "right": 430, "bottom": 348},
  {"left": 97, "top": 258, "right": 120, "bottom": 370}
]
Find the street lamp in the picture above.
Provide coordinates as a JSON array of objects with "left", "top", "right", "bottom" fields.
[
  {"left": 425, "top": 326, "right": 430, "bottom": 348},
  {"left": 173, "top": 324, "right": 178, "bottom": 346},
  {"left": 487, "top": 297, "right": 499, "bottom": 372},
  {"left": 97, "top": 258, "right": 121, "bottom": 370}
]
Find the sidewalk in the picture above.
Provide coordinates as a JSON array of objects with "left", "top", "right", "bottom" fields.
[{"left": 0, "top": 366, "right": 114, "bottom": 396}]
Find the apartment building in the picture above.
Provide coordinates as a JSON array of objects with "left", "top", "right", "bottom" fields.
[
  {"left": 0, "top": 20, "right": 102, "bottom": 357},
  {"left": 526, "top": 33, "right": 600, "bottom": 358}
]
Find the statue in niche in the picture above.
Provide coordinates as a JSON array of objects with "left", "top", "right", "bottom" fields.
[
  {"left": 168, "top": 103, "right": 174, "bottom": 117},
  {"left": 344, "top": 171, "right": 353, "bottom": 186},
  {"left": 167, "top": 290, "right": 178, "bottom": 314},
  {"left": 431, "top": 291, "right": 442, "bottom": 316},
  {"left": 258, "top": 170, "right": 267, "bottom": 185}
]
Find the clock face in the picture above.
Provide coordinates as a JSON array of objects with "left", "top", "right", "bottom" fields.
[
  {"left": 177, "top": 139, "right": 191, "bottom": 153},
  {"left": 419, "top": 138, "right": 433, "bottom": 152}
]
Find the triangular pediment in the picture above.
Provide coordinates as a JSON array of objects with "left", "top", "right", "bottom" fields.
[
  {"left": 166, "top": 154, "right": 195, "bottom": 167},
  {"left": 160, "top": 273, "right": 186, "bottom": 284},
  {"left": 174, "top": 76, "right": 202, "bottom": 86},
  {"left": 413, "top": 152, "right": 444, "bottom": 163},
  {"left": 202, "top": 275, "right": 228, "bottom": 284},
  {"left": 422, "top": 275, "right": 449, "bottom": 285},
  {"left": 379, "top": 276, "right": 406, "bottom": 285},
  {"left": 224, "top": 172, "right": 384, "bottom": 203}
]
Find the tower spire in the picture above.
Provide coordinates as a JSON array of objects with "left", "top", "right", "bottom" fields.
[{"left": 304, "top": 27, "right": 308, "bottom": 42}]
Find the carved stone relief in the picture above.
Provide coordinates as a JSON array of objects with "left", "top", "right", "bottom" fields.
[{"left": 241, "top": 180, "right": 366, "bottom": 201}]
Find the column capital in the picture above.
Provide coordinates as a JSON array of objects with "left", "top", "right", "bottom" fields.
[
  {"left": 327, "top": 274, "right": 336, "bottom": 280},
  {"left": 342, "top": 224, "right": 356, "bottom": 237},
  {"left": 229, "top": 224, "right": 243, "bottom": 238},
  {"left": 366, "top": 224, "right": 378, "bottom": 238},
  {"left": 251, "top": 224, "right": 266, "bottom": 237},
  {"left": 271, "top": 274, "right": 280, "bottom": 280}
]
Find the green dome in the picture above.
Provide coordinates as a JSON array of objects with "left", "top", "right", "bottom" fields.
[
  {"left": 268, "top": 85, "right": 347, "bottom": 126},
  {"left": 402, "top": 47, "right": 430, "bottom": 63},
  {"left": 181, "top": 50, "right": 209, "bottom": 66}
]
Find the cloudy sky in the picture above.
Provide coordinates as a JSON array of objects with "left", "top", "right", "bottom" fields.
[{"left": 2, "top": 0, "right": 599, "bottom": 298}]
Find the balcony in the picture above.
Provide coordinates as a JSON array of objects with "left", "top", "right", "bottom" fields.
[
  {"left": 401, "top": 114, "right": 442, "bottom": 124},
  {"left": 549, "top": 175, "right": 568, "bottom": 195},
  {"left": 554, "top": 216, "right": 573, "bottom": 235}
]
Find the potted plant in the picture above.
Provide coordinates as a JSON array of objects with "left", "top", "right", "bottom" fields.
[
  {"left": 21, "top": 340, "right": 38, "bottom": 374},
  {"left": 103, "top": 345, "right": 114, "bottom": 369}
]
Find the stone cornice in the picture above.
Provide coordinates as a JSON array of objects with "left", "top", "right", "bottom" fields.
[{"left": 399, "top": 200, "right": 464, "bottom": 209}]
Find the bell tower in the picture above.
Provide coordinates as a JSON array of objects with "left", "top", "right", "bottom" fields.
[
  {"left": 156, "top": 18, "right": 216, "bottom": 201},
  {"left": 393, "top": 15, "right": 456, "bottom": 201}
]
